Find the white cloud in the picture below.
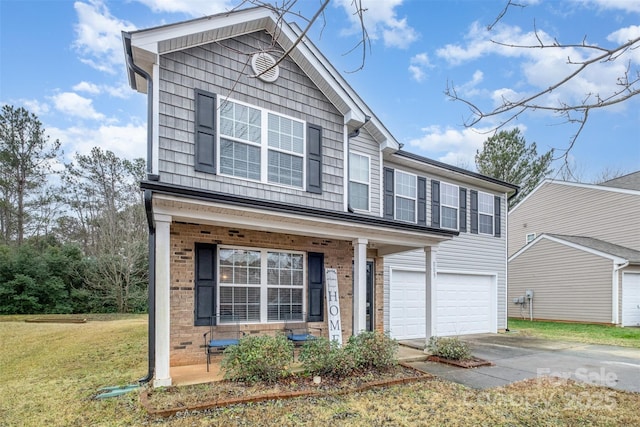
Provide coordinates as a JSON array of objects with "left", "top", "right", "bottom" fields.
[
  {"left": 73, "top": 1, "right": 137, "bottom": 74},
  {"left": 72, "top": 80, "right": 132, "bottom": 99},
  {"left": 406, "top": 124, "right": 529, "bottom": 168},
  {"left": 73, "top": 81, "right": 101, "bottom": 94},
  {"left": 20, "top": 99, "right": 51, "bottom": 116},
  {"left": 133, "top": 0, "right": 232, "bottom": 17},
  {"left": 408, "top": 53, "right": 431, "bottom": 82},
  {"left": 577, "top": 0, "right": 640, "bottom": 13},
  {"left": 50, "top": 92, "right": 105, "bottom": 120},
  {"left": 335, "top": 0, "right": 418, "bottom": 49},
  {"left": 49, "top": 122, "right": 147, "bottom": 162}
]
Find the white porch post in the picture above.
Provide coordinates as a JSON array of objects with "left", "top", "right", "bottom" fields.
[
  {"left": 424, "top": 246, "right": 438, "bottom": 345},
  {"left": 353, "top": 238, "right": 368, "bottom": 334},
  {"left": 154, "top": 214, "right": 172, "bottom": 387}
]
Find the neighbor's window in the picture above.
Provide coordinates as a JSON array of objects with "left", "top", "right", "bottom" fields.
[
  {"left": 218, "top": 247, "right": 305, "bottom": 323},
  {"left": 395, "top": 170, "right": 416, "bottom": 222},
  {"left": 478, "top": 192, "right": 494, "bottom": 235},
  {"left": 349, "top": 152, "right": 370, "bottom": 211},
  {"left": 440, "top": 182, "right": 459, "bottom": 230},
  {"left": 219, "top": 99, "right": 305, "bottom": 188}
]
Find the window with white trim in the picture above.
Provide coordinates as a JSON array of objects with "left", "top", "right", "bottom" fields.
[
  {"left": 478, "top": 192, "right": 494, "bottom": 235},
  {"left": 219, "top": 98, "right": 305, "bottom": 188},
  {"left": 395, "top": 170, "right": 416, "bottom": 222},
  {"left": 349, "top": 152, "right": 370, "bottom": 211},
  {"left": 526, "top": 233, "right": 536, "bottom": 244},
  {"left": 218, "top": 247, "right": 305, "bottom": 323},
  {"left": 440, "top": 182, "right": 459, "bottom": 230}
]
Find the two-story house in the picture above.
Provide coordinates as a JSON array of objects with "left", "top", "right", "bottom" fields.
[
  {"left": 508, "top": 173, "right": 640, "bottom": 327},
  {"left": 123, "top": 7, "right": 517, "bottom": 387}
]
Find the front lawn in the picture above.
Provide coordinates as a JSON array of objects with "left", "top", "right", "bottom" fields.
[
  {"left": 1, "top": 315, "right": 639, "bottom": 426},
  {"left": 508, "top": 318, "right": 640, "bottom": 348}
]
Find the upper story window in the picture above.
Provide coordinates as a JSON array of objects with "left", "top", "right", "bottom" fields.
[
  {"left": 395, "top": 170, "right": 416, "bottom": 222},
  {"left": 440, "top": 182, "right": 459, "bottom": 230},
  {"left": 218, "top": 99, "right": 305, "bottom": 188},
  {"left": 526, "top": 233, "right": 536, "bottom": 244},
  {"left": 349, "top": 152, "right": 370, "bottom": 211},
  {"left": 478, "top": 192, "right": 494, "bottom": 235}
]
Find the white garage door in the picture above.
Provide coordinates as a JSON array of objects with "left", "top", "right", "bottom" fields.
[
  {"left": 436, "top": 273, "right": 493, "bottom": 336},
  {"left": 389, "top": 269, "right": 495, "bottom": 339},
  {"left": 622, "top": 273, "right": 640, "bottom": 327}
]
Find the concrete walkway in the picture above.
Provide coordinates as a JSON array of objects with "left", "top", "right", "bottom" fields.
[{"left": 402, "top": 334, "right": 640, "bottom": 393}]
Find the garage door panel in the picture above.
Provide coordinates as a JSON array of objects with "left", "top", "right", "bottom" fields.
[
  {"left": 390, "top": 269, "right": 495, "bottom": 339},
  {"left": 622, "top": 273, "right": 640, "bottom": 327}
]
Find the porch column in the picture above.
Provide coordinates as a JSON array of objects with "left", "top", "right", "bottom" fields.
[
  {"left": 353, "top": 238, "right": 368, "bottom": 334},
  {"left": 154, "top": 214, "right": 172, "bottom": 387},
  {"left": 424, "top": 246, "right": 438, "bottom": 346}
]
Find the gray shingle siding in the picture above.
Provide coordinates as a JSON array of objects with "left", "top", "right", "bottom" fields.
[{"left": 157, "top": 31, "right": 345, "bottom": 211}]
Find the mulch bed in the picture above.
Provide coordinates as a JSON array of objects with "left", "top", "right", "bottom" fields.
[
  {"left": 141, "top": 363, "right": 433, "bottom": 418},
  {"left": 426, "top": 355, "right": 493, "bottom": 368}
]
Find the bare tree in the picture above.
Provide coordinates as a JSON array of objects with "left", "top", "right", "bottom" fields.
[{"left": 445, "top": 1, "right": 639, "bottom": 171}]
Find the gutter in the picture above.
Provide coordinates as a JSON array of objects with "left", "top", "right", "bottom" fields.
[{"left": 123, "top": 30, "right": 156, "bottom": 385}]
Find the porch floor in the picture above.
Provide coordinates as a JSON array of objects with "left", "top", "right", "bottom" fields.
[{"left": 170, "top": 344, "right": 428, "bottom": 386}]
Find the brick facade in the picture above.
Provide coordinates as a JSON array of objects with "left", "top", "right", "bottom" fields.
[{"left": 168, "top": 221, "right": 384, "bottom": 366}]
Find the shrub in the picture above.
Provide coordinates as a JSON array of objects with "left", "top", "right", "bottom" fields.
[
  {"left": 427, "top": 336, "right": 472, "bottom": 361},
  {"left": 221, "top": 334, "right": 294, "bottom": 383},
  {"left": 347, "top": 331, "right": 398, "bottom": 370},
  {"left": 298, "top": 337, "right": 356, "bottom": 378}
]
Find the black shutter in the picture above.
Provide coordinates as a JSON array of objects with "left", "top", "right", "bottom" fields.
[
  {"left": 494, "top": 195, "right": 501, "bottom": 237},
  {"left": 417, "top": 177, "right": 427, "bottom": 226},
  {"left": 459, "top": 187, "right": 467, "bottom": 232},
  {"left": 194, "top": 243, "right": 216, "bottom": 326},
  {"left": 194, "top": 89, "right": 216, "bottom": 174},
  {"left": 307, "top": 252, "right": 324, "bottom": 322},
  {"left": 383, "top": 167, "right": 394, "bottom": 219},
  {"left": 307, "top": 124, "right": 322, "bottom": 194},
  {"left": 470, "top": 190, "right": 478, "bottom": 234},
  {"left": 431, "top": 180, "right": 440, "bottom": 228}
]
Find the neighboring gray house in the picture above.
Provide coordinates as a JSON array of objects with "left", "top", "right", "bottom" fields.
[
  {"left": 123, "top": 7, "right": 517, "bottom": 387},
  {"left": 508, "top": 173, "right": 640, "bottom": 326}
]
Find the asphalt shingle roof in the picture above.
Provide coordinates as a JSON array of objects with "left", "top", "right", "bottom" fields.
[{"left": 547, "top": 234, "right": 640, "bottom": 263}]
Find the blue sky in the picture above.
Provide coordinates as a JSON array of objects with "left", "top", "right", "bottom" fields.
[{"left": 1, "top": 0, "right": 638, "bottom": 182}]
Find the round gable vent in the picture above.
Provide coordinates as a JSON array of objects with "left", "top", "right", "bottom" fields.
[{"left": 251, "top": 52, "right": 279, "bottom": 83}]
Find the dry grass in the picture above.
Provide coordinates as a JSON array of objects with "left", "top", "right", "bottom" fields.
[{"left": 1, "top": 315, "right": 639, "bottom": 426}]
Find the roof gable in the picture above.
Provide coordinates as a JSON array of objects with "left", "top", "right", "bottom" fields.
[
  {"left": 123, "top": 6, "right": 398, "bottom": 149},
  {"left": 509, "top": 178, "right": 640, "bottom": 214},
  {"left": 509, "top": 233, "right": 639, "bottom": 264}
]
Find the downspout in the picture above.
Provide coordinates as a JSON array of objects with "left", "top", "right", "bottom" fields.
[
  {"left": 613, "top": 261, "right": 629, "bottom": 325},
  {"left": 505, "top": 186, "right": 519, "bottom": 332},
  {"left": 123, "top": 31, "right": 156, "bottom": 385}
]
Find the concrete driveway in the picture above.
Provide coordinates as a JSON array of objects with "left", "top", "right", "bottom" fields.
[{"left": 404, "top": 334, "right": 640, "bottom": 393}]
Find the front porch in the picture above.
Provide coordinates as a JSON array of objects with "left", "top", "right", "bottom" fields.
[{"left": 170, "top": 343, "right": 429, "bottom": 386}]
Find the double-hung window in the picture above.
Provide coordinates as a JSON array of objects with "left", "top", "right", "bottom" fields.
[
  {"left": 395, "top": 171, "right": 416, "bottom": 222},
  {"left": 478, "top": 192, "right": 494, "bottom": 235},
  {"left": 218, "top": 247, "right": 305, "bottom": 323},
  {"left": 440, "top": 182, "right": 459, "bottom": 230},
  {"left": 219, "top": 98, "right": 305, "bottom": 188},
  {"left": 349, "top": 152, "right": 370, "bottom": 211}
]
